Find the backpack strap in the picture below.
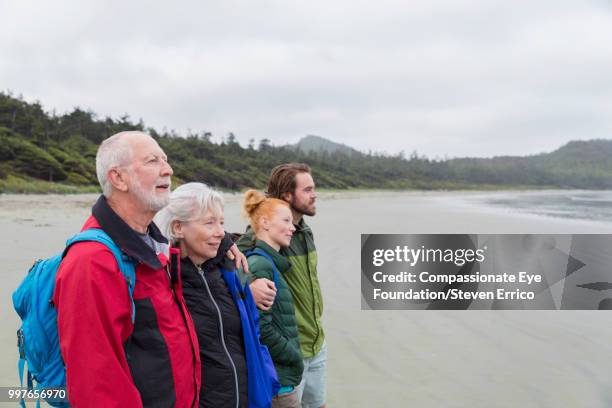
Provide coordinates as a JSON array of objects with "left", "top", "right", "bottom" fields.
[
  {"left": 64, "top": 229, "right": 137, "bottom": 323},
  {"left": 17, "top": 329, "right": 27, "bottom": 408},
  {"left": 17, "top": 329, "right": 35, "bottom": 408},
  {"left": 243, "top": 248, "right": 280, "bottom": 289}
]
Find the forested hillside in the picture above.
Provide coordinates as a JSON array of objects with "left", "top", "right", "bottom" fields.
[{"left": 1, "top": 92, "right": 612, "bottom": 193}]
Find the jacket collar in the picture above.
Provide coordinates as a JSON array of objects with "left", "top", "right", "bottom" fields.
[
  {"left": 254, "top": 239, "right": 291, "bottom": 274},
  {"left": 294, "top": 218, "right": 311, "bottom": 233},
  {"left": 92, "top": 195, "right": 167, "bottom": 270}
]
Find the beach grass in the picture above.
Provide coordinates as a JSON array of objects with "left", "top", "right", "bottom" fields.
[{"left": 0, "top": 175, "right": 100, "bottom": 194}]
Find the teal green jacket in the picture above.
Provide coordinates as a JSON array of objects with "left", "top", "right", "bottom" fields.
[
  {"left": 246, "top": 240, "right": 303, "bottom": 386},
  {"left": 237, "top": 219, "right": 324, "bottom": 358}
]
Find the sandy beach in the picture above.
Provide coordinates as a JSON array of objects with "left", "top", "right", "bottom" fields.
[{"left": 2, "top": 191, "right": 612, "bottom": 407}]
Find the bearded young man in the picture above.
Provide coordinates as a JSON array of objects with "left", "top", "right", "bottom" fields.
[
  {"left": 53, "top": 131, "right": 246, "bottom": 407},
  {"left": 237, "top": 163, "right": 327, "bottom": 408}
]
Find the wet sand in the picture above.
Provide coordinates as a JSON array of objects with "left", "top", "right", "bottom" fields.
[{"left": 2, "top": 191, "right": 612, "bottom": 407}]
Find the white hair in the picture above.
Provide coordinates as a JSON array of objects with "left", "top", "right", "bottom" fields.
[
  {"left": 154, "top": 182, "right": 224, "bottom": 244},
  {"left": 96, "top": 132, "right": 141, "bottom": 197}
]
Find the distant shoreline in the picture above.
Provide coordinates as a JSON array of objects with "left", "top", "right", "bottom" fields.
[
  {"left": 0, "top": 176, "right": 582, "bottom": 195},
  {"left": 3, "top": 189, "right": 612, "bottom": 227}
]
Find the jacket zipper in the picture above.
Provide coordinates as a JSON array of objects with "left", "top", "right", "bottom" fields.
[
  {"left": 197, "top": 266, "right": 240, "bottom": 408},
  {"left": 307, "top": 251, "right": 321, "bottom": 355},
  {"left": 166, "top": 264, "right": 199, "bottom": 407},
  {"left": 297, "top": 229, "right": 321, "bottom": 356}
]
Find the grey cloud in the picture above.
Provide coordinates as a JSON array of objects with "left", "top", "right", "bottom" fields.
[{"left": 2, "top": 0, "right": 612, "bottom": 157}]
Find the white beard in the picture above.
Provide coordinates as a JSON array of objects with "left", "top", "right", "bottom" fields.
[{"left": 128, "top": 171, "right": 171, "bottom": 212}]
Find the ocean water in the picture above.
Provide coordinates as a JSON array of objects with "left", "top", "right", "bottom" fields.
[{"left": 476, "top": 190, "right": 612, "bottom": 223}]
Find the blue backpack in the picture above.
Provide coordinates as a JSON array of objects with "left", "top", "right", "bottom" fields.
[{"left": 12, "top": 229, "right": 137, "bottom": 408}]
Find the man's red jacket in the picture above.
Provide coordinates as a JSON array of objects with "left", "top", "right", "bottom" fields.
[{"left": 53, "top": 196, "right": 201, "bottom": 407}]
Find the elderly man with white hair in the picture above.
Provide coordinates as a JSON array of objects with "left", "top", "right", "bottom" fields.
[{"left": 53, "top": 131, "right": 247, "bottom": 407}]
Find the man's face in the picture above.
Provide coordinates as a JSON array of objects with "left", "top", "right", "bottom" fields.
[
  {"left": 126, "top": 135, "right": 173, "bottom": 212},
  {"left": 289, "top": 172, "right": 317, "bottom": 217}
]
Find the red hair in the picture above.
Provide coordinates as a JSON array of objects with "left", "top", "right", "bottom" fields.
[{"left": 242, "top": 189, "right": 290, "bottom": 233}]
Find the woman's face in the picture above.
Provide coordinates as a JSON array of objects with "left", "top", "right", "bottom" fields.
[
  {"left": 266, "top": 205, "right": 296, "bottom": 249},
  {"left": 175, "top": 209, "right": 225, "bottom": 265}
]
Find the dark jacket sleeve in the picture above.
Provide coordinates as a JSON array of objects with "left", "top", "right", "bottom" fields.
[
  {"left": 53, "top": 242, "right": 143, "bottom": 408},
  {"left": 249, "top": 258, "right": 302, "bottom": 367},
  {"left": 204, "top": 232, "right": 235, "bottom": 266}
]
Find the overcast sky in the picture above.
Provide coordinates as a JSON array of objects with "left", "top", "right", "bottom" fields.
[{"left": 2, "top": 0, "right": 612, "bottom": 158}]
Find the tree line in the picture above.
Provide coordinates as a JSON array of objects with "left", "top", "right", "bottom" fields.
[{"left": 2, "top": 91, "right": 612, "bottom": 193}]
